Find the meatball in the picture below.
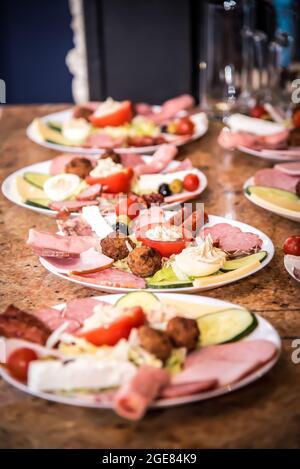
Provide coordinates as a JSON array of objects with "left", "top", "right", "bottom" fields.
[
  {"left": 100, "top": 232, "right": 135, "bottom": 261},
  {"left": 127, "top": 245, "right": 162, "bottom": 277},
  {"left": 65, "top": 157, "right": 93, "bottom": 179},
  {"left": 167, "top": 316, "right": 200, "bottom": 351},
  {"left": 288, "top": 127, "right": 300, "bottom": 147},
  {"left": 72, "top": 105, "right": 93, "bottom": 121},
  {"left": 100, "top": 150, "right": 121, "bottom": 164},
  {"left": 138, "top": 325, "right": 172, "bottom": 362}
]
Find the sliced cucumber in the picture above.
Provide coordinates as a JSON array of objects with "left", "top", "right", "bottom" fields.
[
  {"left": 116, "top": 291, "right": 159, "bottom": 312},
  {"left": 221, "top": 251, "right": 267, "bottom": 271},
  {"left": 197, "top": 308, "right": 258, "bottom": 347},
  {"left": 24, "top": 172, "right": 50, "bottom": 189},
  {"left": 47, "top": 121, "right": 62, "bottom": 132},
  {"left": 25, "top": 199, "right": 51, "bottom": 210},
  {"left": 147, "top": 279, "right": 193, "bottom": 289}
]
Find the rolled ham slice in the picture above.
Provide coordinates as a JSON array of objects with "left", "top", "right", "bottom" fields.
[
  {"left": 50, "top": 154, "right": 97, "bottom": 175},
  {"left": 120, "top": 153, "right": 145, "bottom": 168},
  {"left": 146, "top": 94, "right": 195, "bottom": 125},
  {"left": 69, "top": 267, "right": 146, "bottom": 289},
  {"left": 27, "top": 229, "right": 97, "bottom": 258},
  {"left": 134, "top": 144, "right": 178, "bottom": 176},
  {"left": 76, "top": 184, "right": 101, "bottom": 201},
  {"left": 163, "top": 158, "right": 192, "bottom": 173},
  {"left": 33, "top": 308, "right": 80, "bottom": 333},
  {"left": 160, "top": 380, "right": 217, "bottom": 398},
  {"left": 49, "top": 200, "right": 100, "bottom": 212},
  {"left": 254, "top": 168, "right": 299, "bottom": 193},
  {"left": 42, "top": 248, "right": 113, "bottom": 274},
  {"left": 274, "top": 162, "right": 300, "bottom": 176},
  {"left": 114, "top": 365, "right": 170, "bottom": 420}
]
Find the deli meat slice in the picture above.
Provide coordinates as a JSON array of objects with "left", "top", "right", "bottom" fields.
[
  {"left": 42, "top": 248, "right": 113, "bottom": 274},
  {"left": 57, "top": 217, "right": 93, "bottom": 236},
  {"left": 134, "top": 144, "right": 178, "bottom": 176},
  {"left": 146, "top": 94, "right": 195, "bottom": 125},
  {"left": 120, "top": 153, "right": 145, "bottom": 167},
  {"left": 62, "top": 298, "right": 108, "bottom": 324},
  {"left": 69, "top": 267, "right": 146, "bottom": 289},
  {"left": 83, "top": 134, "right": 125, "bottom": 149},
  {"left": 201, "top": 224, "right": 262, "bottom": 255},
  {"left": 135, "top": 102, "right": 153, "bottom": 116},
  {"left": 33, "top": 308, "right": 80, "bottom": 333},
  {"left": 163, "top": 158, "right": 192, "bottom": 173},
  {"left": 254, "top": 168, "right": 299, "bottom": 193},
  {"left": 160, "top": 380, "right": 217, "bottom": 399},
  {"left": 49, "top": 200, "right": 100, "bottom": 212},
  {"left": 50, "top": 154, "right": 97, "bottom": 175},
  {"left": 76, "top": 184, "right": 101, "bottom": 201},
  {"left": 27, "top": 229, "right": 98, "bottom": 258},
  {"left": 114, "top": 365, "right": 170, "bottom": 420},
  {"left": 274, "top": 162, "right": 300, "bottom": 176}
]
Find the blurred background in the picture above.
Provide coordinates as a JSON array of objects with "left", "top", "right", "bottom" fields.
[{"left": 0, "top": 0, "right": 299, "bottom": 106}]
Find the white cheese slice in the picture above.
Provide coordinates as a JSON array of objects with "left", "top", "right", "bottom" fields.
[
  {"left": 28, "top": 358, "right": 136, "bottom": 392},
  {"left": 81, "top": 205, "right": 113, "bottom": 239},
  {"left": 226, "top": 113, "right": 285, "bottom": 136}
]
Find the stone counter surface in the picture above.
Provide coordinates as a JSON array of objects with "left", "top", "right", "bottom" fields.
[{"left": 0, "top": 105, "right": 299, "bottom": 448}]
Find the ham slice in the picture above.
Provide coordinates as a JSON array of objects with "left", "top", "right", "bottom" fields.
[
  {"left": 160, "top": 380, "right": 217, "bottom": 398},
  {"left": 134, "top": 144, "right": 178, "bottom": 176},
  {"left": 83, "top": 134, "right": 125, "bottom": 149},
  {"left": 218, "top": 128, "right": 289, "bottom": 151},
  {"left": 114, "top": 365, "right": 170, "bottom": 420},
  {"left": 76, "top": 184, "right": 101, "bottom": 201},
  {"left": 173, "top": 340, "right": 277, "bottom": 388},
  {"left": 254, "top": 168, "right": 299, "bottom": 193},
  {"left": 163, "top": 158, "right": 192, "bottom": 173},
  {"left": 57, "top": 217, "right": 93, "bottom": 236},
  {"left": 274, "top": 162, "right": 300, "bottom": 176},
  {"left": 27, "top": 229, "right": 97, "bottom": 258},
  {"left": 120, "top": 153, "right": 144, "bottom": 168},
  {"left": 49, "top": 200, "right": 100, "bottom": 212},
  {"left": 62, "top": 297, "right": 107, "bottom": 324},
  {"left": 201, "top": 224, "right": 262, "bottom": 255},
  {"left": 33, "top": 308, "right": 80, "bottom": 333},
  {"left": 42, "top": 248, "right": 113, "bottom": 274},
  {"left": 146, "top": 94, "right": 195, "bottom": 125},
  {"left": 50, "top": 154, "right": 97, "bottom": 175},
  {"left": 69, "top": 267, "right": 146, "bottom": 289},
  {"left": 135, "top": 102, "right": 153, "bottom": 116}
]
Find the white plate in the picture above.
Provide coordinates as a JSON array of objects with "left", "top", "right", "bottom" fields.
[
  {"left": 1, "top": 157, "right": 207, "bottom": 217},
  {"left": 244, "top": 177, "right": 300, "bottom": 223},
  {"left": 0, "top": 293, "right": 281, "bottom": 410},
  {"left": 284, "top": 254, "right": 300, "bottom": 283},
  {"left": 39, "top": 214, "right": 274, "bottom": 293},
  {"left": 238, "top": 145, "right": 300, "bottom": 162},
  {"left": 26, "top": 108, "right": 209, "bottom": 155}
]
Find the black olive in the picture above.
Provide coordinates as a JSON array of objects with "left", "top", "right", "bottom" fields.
[
  {"left": 112, "top": 222, "right": 129, "bottom": 235},
  {"left": 158, "top": 183, "right": 171, "bottom": 197},
  {"left": 160, "top": 125, "right": 168, "bottom": 133}
]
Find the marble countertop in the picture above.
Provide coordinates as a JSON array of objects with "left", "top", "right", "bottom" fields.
[{"left": 0, "top": 105, "right": 299, "bottom": 448}]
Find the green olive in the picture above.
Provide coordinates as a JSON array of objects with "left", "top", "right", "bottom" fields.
[{"left": 169, "top": 179, "right": 183, "bottom": 194}]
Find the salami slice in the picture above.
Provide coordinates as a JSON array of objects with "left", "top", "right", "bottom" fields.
[
  {"left": 201, "top": 224, "right": 262, "bottom": 255},
  {"left": 76, "top": 184, "right": 102, "bottom": 201},
  {"left": 49, "top": 200, "right": 100, "bottom": 212}
]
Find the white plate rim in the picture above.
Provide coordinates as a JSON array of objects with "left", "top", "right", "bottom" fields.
[
  {"left": 1, "top": 158, "right": 208, "bottom": 217},
  {"left": 0, "top": 292, "right": 281, "bottom": 410},
  {"left": 284, "top": 254, "right": 300, "bottom": 283},
  {"left": 243, "top": 176, "right": 300, "bottom": 222},
  {"left": 39, "top": 214, "right": 275, "bottom": 293},
  {"left": 26, "top": 108, "right": 209, "bottom": 155},
  {"left": 237, "top": 145, "right": 300, "bottom": 162}
]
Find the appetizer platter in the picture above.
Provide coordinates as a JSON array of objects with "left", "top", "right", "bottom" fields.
[
  {"left": 2, "top": 144, "right": 207, "bottom": 216},
  {"left": 27, "top": 204, "right": 274, "bottom": 293},
  {"left": 244, "top": 161, "right": 300, "bottom": 222},
  {"left": 26, "top": 95, "right": 208, "bottom": 154},
  {"left": 218, "top": 105, "right": 300, "bottom": 162},
  {"left": 283, "top": 235, "right": 300, "bottom": 283},
  {"left": 0, "top": 292, "right": 281, "bottom": 420}
]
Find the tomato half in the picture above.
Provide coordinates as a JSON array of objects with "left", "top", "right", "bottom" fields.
[
  {"left": 7, "top": 348, "right": 38, "bottom": 381},
  {"left": 250, "top": 105, "right": 266, "bottom": 119},
  {"left": 80, "top": 306, "right": 146, "bottom": 346},
  {"left": 137, "top": 223, "right": 192, "bottom": 257},
  {"left": 86, "top": 168, "right": 133, "bottom": 194},
  {"left": 89, "top": 100, "right": 133, "bottom": 127},
  {"left": 292, "top": 109, "right": 300, "bottom": 129},
  {"left": 283, "top": 235, "right": 300, "bottom": 256}
]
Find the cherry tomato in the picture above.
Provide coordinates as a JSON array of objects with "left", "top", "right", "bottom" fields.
[
  {"left": 250, "top": 105, "right": 266, "bottom": 119},
  {"left": 7, "top": 348, "right": 38, "bottom": 381},
  {"left": 168, "top": 117, "right": 195, "bottom": 135},
  {"left": 283, "top": 236, "right": 300, "bottom": 256},
  {"left": 86, "top": 167, "right": 133, "bottom": 194},
  {"left": 115, "top": 195, "right": 140, "bottom": 220},
  {"left": 80, "top": 306, "right": 146, "bottom": 346},
  {"left": 183, "top": 173, "right": 200, "bottom": 192},
  {"left": 89, "top": 100, "right": 133, "bottom": 127},
  {"left": 292, "top": 109, "right": 300, "bottom": 129}
]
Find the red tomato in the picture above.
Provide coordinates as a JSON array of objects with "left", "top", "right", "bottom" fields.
[
  {"left": 283, "top": 236, "right": 300, "bottom": 256},
  {"left": 86, "top": 168, "right": 133, "bottom": 194},
  {"left": 7, "top": 348, "right": 38, "bottom": 381},
  {"left": 183, "top": 173, "right": 200, "bottom": 192},
  {"left": 115, "top": 195, "right": 140, "bottom": 220},
  {"left": 137, "top": 223, "right": 192, "bottom": 257},
  {"left": 292, "top": 109, "right": 300, "bottom": 129},
  {"left": 80, "top": 306, "right": 146, "bottom": 346},
  {"left": 174, "top": 117, "right": 195, "bottom": 135},
  {"left": 89, "top": 100, "right": 133, "bottom": 127},
  {"left": 250, "top": 105, "right": 266, "bottom": 119}
]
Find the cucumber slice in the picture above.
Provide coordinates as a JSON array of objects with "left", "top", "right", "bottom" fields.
[
  {"left": 47, "top": 121, "right": 62, "bottom": 132},
  {"left": 116, "top": 291, "right": 159, "bottom": 312},
  {"left": 221, "top": 251, "right": 267, "bottom": 271},
  {"left": 25, "top": 199, "right": 51, "bottom": 210},
  {"left": 197, "top": 308, "right": 258, "bottom": 346},
  {"left": 24, "top": 172, "right": 50, "bottom": 189},
  {"left": 147, "top": 279, "right": 193, "bottom": 289}
]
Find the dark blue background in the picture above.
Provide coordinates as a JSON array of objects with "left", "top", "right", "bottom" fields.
[{"left": 0, "top": 0, "right": 73, "bottom": 104}]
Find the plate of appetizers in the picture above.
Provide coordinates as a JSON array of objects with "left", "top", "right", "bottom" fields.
[
  {"left": 27, "top": 204, "right": 274, "bottom": 293},
  {"left": 26, "top": 95, "right": 208, "bottom": 154},
  {"left": 0, "top": 292, "right": 281, "bottom": 419},
  {"left": 283, "top": 235, "right": 300, "bottom": 283},
  {"left": 244, "top": 162, "right": 300, "bottom": 222},
  {"left": 218, "top": 105, "right": 300, "bottom": 162},
  {"left": 1, "top": 145, "right": 207, "bottom": 216}
]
